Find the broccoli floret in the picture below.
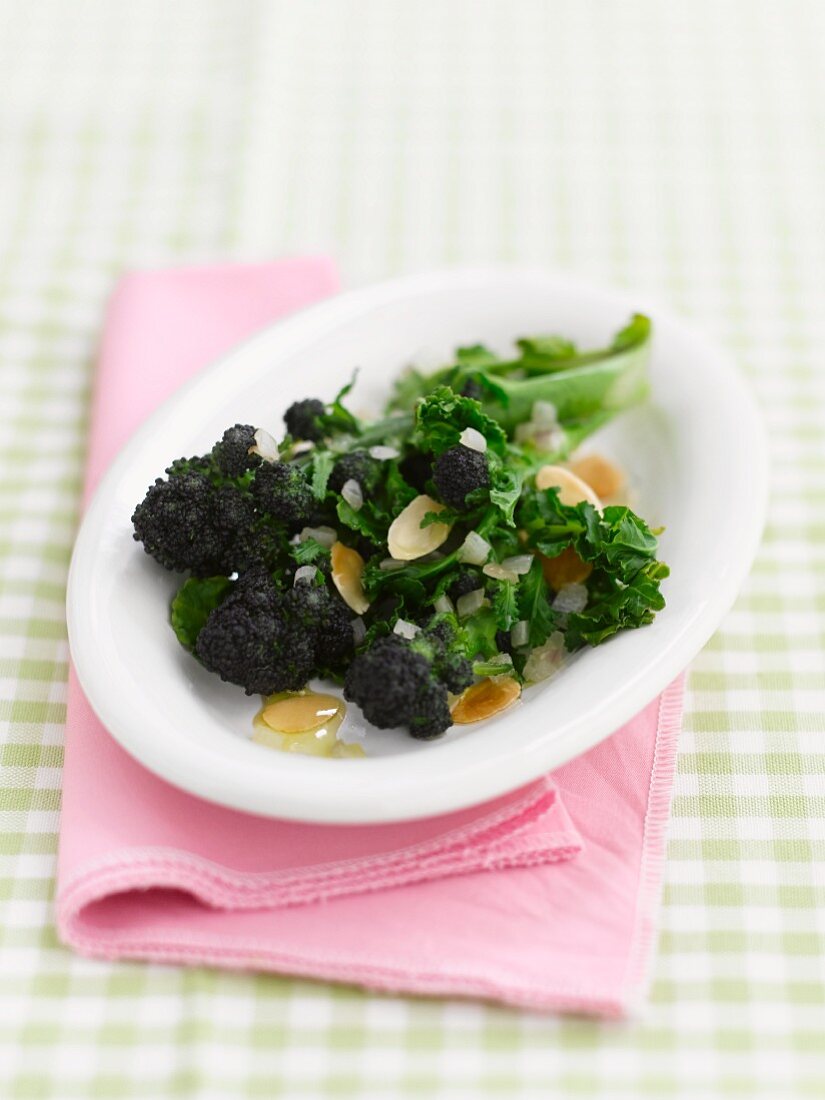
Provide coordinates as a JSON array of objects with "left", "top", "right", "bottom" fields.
[
  {"left": 328, "top": 450, "right": 381, "bottom": 495},
  {"left": 284, "top": 579, "right": 354, "bottom": 673},
  {"left": 432, "top": 444, "right": 490, "bottom": 511},
  {"left": 344, "top": 635, "right": 453, "bottom": 740},
  {"left": 284, "top": 398, "right": 326, "bottom": 442},
  {"left": 195, "top": 569, "right": 315, "bottom": 696},
  {"left": 398, "top": 450, "right": 432, "bottom": 492},
  {"left": 344, "top": 617, "right": 473, "bottom": 740},
  {"left": 252, "top": 461, "right": 316, "bottom": 528},
  {"left": 447, "top": 569, "right": 483, "bottom": 603},
  {"left": 211, "top": 424, "right": 261, "bottom": 478},
  {"left": 460, "top": 378, "right": 484, "bottom": 401},
  {"left": 132, "top": 471, "right": 253, "bottom": 576}
]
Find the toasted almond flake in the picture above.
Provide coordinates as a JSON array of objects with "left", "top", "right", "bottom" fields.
[
  {"left": 387, "top": 495, "right": 451, "bottom": 560},
  {"left": 451, "top": 677, "right": 521, "bottom": 724},
  {"left": 569, "top": 453, "right": 626, "bottom": 501},
  {"left": 330, "top": 542, "right": 370, "bottom": 615},
  {"left": 483, "top": 562, "right": 519, "bottom": 584},
  {"left": 535, "top": 464, "right": 602, "bottom": 509},
  {"left": 341, "top": 478, "right": 363, "bottom": 510},
  {"left": 540, "top": 545, "right": 593, "bottom": 589},
  {"left": 459, "top": 427, "right": 487, "bottom": 453},
  {"left": 500, "top": 553, "right": 533, "bottom": 575},
  {"left": 249, "top": 428, "right": 279, "bottom": 462},
  {"left": 261, "top": 692, "right": 342, "bottom": 734},
  {"left": 369, "top": 445, "right": 400, "bottom": 461}
]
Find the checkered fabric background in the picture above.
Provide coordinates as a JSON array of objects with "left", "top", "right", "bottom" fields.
[{"left": 1, "top": 0, "right": 823, "bottom": 1095}]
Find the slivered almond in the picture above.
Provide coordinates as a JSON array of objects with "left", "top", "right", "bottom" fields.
[
  {"left": 535, "top": 464, "right": 602, "bottom": 509},
  {"left": 540, "top": 545, "right": 593, "bottom": 590},
  {"left": 569, "top": 453, "right": 626, "bottom": 502},
  {"left": 387, "top": 495, "right": 451, "bottom": 561},
  {"left": 450, "top": 677, "right": 521, "bottom": 724},
  {"left": 331, "top": 542, "right": 370, "bottom": 614}
]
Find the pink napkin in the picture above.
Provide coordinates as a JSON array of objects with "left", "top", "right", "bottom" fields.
[{"left": 58, "top": 258, "right": 683, "bottom": 1016}]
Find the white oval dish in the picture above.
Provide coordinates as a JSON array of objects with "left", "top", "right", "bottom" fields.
[{"left": 67, "top": 268, "right": 767, "bottom": 823}]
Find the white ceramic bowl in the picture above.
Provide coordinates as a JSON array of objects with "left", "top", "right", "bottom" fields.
[{"left": 67, "top": 268, "right": 767, "bottom": 823}]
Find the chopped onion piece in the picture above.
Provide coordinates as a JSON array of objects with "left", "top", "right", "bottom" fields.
[
  {"left": 514, "top": 421, "right": 536, "bottom": 444},
  {"left": 523, "top": 632, "right": 566, "bottom": 683},
  {"left": 483, "top": 562, "right": 519, "bottom": 584},
  {"left": 459, "top": 427, "right": 487, "bottom": 453},
  {"left": 393, "top": 618, "right": 420, "bottom": 640},
  {"left": 457, "top": 531, "right": 491, "bottom": 565},
  {"left": 341, "top": 478, "right": 363, "bottom": 510},
  {"left": 249, "top": 428, "right": 279, "bottom": 462},
  {"left": 299, "top": 525, "right": 337, "bottom": 548},
  {"left": 552, "top": 583, "right": 588, "bottom": 614},
  {"left": 434, "top": 594, "right": 455, "bottom": 616},
  {"left": 533, "top": 428, "right": 566, "bottom": 454},
  {"left": 501, "top": 554, "right": 533, "bottom": 575},
  {"left": 292, "top": 565, "right": 317, "bottom": 587},
  {"left": 351, "top": 617, "right": 366, "bottom": 644},
  {"left": 369, "top": 445, "right": 400, "bottom": 461},
  {"left": 510, "top": 619, "right": 530, "bottom": 648},
  {"left": 532, "top": 400, "right": 558, "bottom": 428},
  {"left": 290, "top": 440, "right": 315, "bottom": 456},
  {"left": 379, "top": 557, "right": 406, "bottom": 572},
  {"left": 456, "top": 588, "right": 485, "bottom": 619}
]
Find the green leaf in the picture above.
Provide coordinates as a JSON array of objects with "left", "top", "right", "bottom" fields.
[
  {"left": 517, "top": 558, "right": 556, "bottom": 648},
  {"left": 335, "top": 498, "right": 387, "bottom": 543},
  {"left": 170, "top": 576, "right": 233, "bottom": 652},
  {"left": 414, "top": 386, "right": 508, "bottom": 457},
  {"left": 310, "top": 450, "right": 335, "bottom": 500},
  {"left": 564, "top": 561, "right": 669, "bottom": 648},
  {"left": 488, "top": 463, "right": 524, "bottom": 525},
  {"left": 491, "top": 580, "right": 519, "bottom": 631},
  {"left": 291, "top": 537, "right": 330, "bottom": 566}
]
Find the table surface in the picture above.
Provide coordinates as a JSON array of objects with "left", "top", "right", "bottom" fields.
[{"left": 1, "top": 1, "right": 823, "bottom": 1096}]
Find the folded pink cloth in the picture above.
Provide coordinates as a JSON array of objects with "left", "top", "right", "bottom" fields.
[{"left": 57, "top": 258, "right": 683, "bottom": 1016}]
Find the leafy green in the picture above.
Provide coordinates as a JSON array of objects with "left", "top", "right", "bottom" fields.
[
  {"left": 310, "top": 450, "right": 335, "bottom": 500},
  {"left": 517, "top": 558, "right": 556, "bottom": 648},
  {"left": 491, "top": 580, "right": 519, "bottom": 632},
  {"left": 291, "top": 537, "right": 330, "bottom": 566},
  {"left": 170, "top": 576, "right": 233, "bottom": 652},
  {"left": 414, "top": 386, "right": 508, "bottom": 457}
]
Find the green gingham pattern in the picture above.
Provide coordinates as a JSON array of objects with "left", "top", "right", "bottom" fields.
[{"left": 1, "top": 0, "right": 824, "bottom": 1095}]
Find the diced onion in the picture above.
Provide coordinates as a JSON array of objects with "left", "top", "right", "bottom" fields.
[
  {"left": 369, "top": 445, "right": 400, "bottom": 461},
  {"left": 456, "top": 588, "right": 485, "bottom": 619},
  {"left": 290, "top": 440, "right": 315, "bottom": 456},
  {"left": 434, "top": 594, "right": 455, "bottom": 616},
  {"left": 293, "top": 565, "right": 317, "bottom": 587},
  {"left": 341, "top": 478, "right": 363, "bottom": 510},
  {"left": 459, "top": 427, "right": 487, "bottom": 453},
  {"left": 500, "top": 554, "right": 533, "bottom": 575},
  {"left": 510, "top": 619, "right": 530, "bottom": 648},
  {"left": 532, "top": 400, "right": 558, "bottom": 428},
  {"left": 379, "top": 557, "right": 406, "bottom": 571},
  {"left": 523, "top": 632, "right": 566, "bottom": 683},
  {"left": 483, "top": 562, "right": 519, "bottom": 584},
  {"left": 299, "top": 525, "right": 337, "bottom": 547},
  {"left": 552, "top": 583, "right": 588, "bottom": 614},
  {"left": 351, "top": 617, "right": 367, "bottom": 644},
  {"left": 457, "top": 531, "right": 491, "bottom": 565},
  {"left": 533, "top": 428, "right": 565, "bottom": 454},
  {"left": 250, "top": 428, "right": 279, "bottom": 462},
  {"left": 393, "top": 618, "right": 419, "bottom": 639}
]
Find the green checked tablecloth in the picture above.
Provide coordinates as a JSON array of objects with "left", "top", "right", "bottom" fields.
[{"left": 1, "top": 1, "right": 824, "bottom": 1095}]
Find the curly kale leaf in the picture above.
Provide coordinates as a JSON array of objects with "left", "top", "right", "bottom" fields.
[{"left": 170, "top": 575, "right": 234, "bottom": 652}]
